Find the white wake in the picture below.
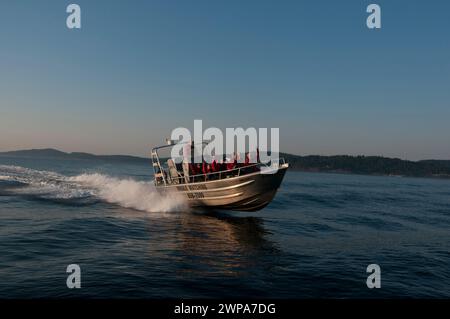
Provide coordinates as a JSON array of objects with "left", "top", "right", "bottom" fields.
[
  {"left": 69, "top": 173, "right": 186, "bottom": 213},
  {"left": 0, "top": 165, "right": 187, "bottom": 213}
]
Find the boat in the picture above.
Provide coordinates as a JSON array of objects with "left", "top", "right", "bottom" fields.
[{"left": 151, "top": 141, "right": 289, "bottom": 211}]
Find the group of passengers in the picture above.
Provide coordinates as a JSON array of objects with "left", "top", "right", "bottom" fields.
[{"left": 188, "top": 149, "right": 260, "bottom": 181}]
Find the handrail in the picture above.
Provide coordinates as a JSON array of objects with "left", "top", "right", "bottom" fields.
[
  {"left": 189, "top": 162, "right": 262, "bottom": 178},
  {"left": 185, "top": 158, "right": 286, "bottom": 178},
  {"left": 154, "top": 158, "right": 286, "bottom": 185}
]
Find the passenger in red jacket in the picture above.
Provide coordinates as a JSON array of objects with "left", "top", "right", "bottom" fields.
[
  {"left": 211, "top": 158, "right": 218, "bottom": 172},
  {"left": 226, "top": 153, "right": 238, "bottom": 174},
  {"left": 189, "top": 163, "right": 197, "bottom": 175},
  {"left": 226, "top": 156, "right": 235, "bottom": 170}
]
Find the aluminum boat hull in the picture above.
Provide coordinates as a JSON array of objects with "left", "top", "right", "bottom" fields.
[{"left": 156, "top": 164, "right": 289, "bottom": 212}]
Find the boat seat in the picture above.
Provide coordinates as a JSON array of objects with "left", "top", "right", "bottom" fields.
[{"left": 167, "top": 159, "right": 182, "bottom": 184}]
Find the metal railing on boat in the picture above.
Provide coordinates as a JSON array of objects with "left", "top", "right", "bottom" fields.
[{"left": 155, "top": 158, "right": 286, "bottom": 186}]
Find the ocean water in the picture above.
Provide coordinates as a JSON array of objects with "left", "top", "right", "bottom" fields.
[{"left": 0, "top": 156, "right": 449, "bottom": 298}]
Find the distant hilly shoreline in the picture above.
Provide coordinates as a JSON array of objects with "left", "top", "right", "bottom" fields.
[
  {"left": 1, "top": 148, "right": 450, "bottom": 179},
  {"left": 0, "top": 148, "right": 150, "bottom": 163}
]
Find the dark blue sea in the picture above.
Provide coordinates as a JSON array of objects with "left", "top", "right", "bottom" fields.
[{"left": 0, "top": 156, "right": 449, "bottom": 298}]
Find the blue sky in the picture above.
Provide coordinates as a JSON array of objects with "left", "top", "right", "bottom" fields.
[{"left": 0, "top": 0, "right": 449, "bottom": 159}]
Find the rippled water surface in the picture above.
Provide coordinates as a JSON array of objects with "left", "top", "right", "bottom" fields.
[{"left": 0, "top": 156, "right": 449, "bottom": 298}]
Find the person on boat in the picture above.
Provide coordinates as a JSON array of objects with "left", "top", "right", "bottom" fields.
[
  {"left": 240, "top": 152, "right": 253, "bottom": 174},
  {"left": 195, "top": 163, "right": 202, "bottom": 182},
  {"left": 211, "top": 157, "right": 218, "bottom": 172},
  {"left": 219, "top": 155, "right": 230, "bottom": 177},
  {"left": 226, "top": 156, "right": 236, "bottom": 171},
  {"left": 244, "top": 152, "right": 251, "bottom": 166},
  {"left": 225, "top": 152, "right": 238, "bottom": 177},
  {"left": 189, "top": 162, "right": 197, "bottom": 176},
  {"left": 155, "top": 168, "right": 163, "bottom": 185},
  {"left": 221, "top": 155, "right": 227, "bottom": 172},
  {"left": 210, "top": 157, "right": 219, "bottom": 180},
  {"left": 205, "top": 163, "right": 213, "bottom": 180},
  {"left": 202, "top": 160, "right": 209, "bottom": 180}
]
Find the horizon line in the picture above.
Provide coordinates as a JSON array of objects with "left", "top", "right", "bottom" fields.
[{"left": 0, "top": 147, "right": 448, "bottom": 162}]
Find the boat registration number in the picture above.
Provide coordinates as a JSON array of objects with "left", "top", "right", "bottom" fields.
[{"left": 187, "top": 192, "right": 204, "bottom": 199}]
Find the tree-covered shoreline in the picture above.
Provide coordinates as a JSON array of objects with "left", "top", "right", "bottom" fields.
[{"left": 1, "top": 149, "right": 450, "bottom": 179}]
